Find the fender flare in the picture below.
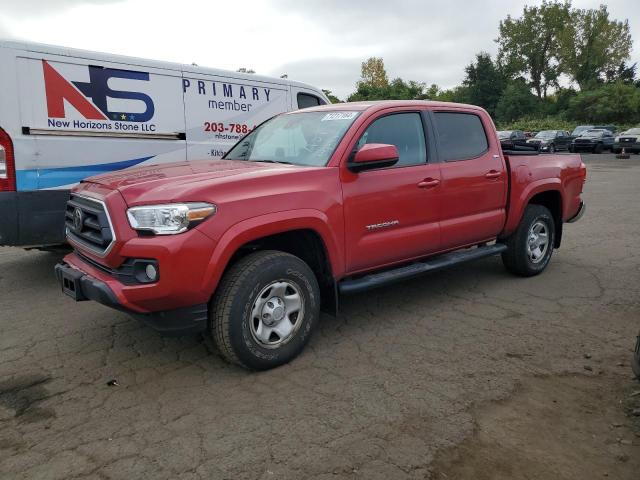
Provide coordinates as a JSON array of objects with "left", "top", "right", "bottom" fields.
[
  {"left": 503, "top": 178, "right": 563, "bottom": 237},
  {"left": 199, "top": 209, "right": 344, "bottom": 297}
]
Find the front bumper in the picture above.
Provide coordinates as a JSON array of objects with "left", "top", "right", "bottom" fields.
[
  {"left": 614, "top": 142, "right": 640, "bottom": 152},
  {"left": 55, "top": 262, "right": 208, "bottom": 335},
  {"left": 572, "top": 142, "right": 596, "bottom": 151}
]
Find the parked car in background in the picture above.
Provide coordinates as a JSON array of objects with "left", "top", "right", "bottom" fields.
[
  {"left": 526, "top": 130, "right": 572, "bottom": 153},
  {"left": 571, "top": 129, "right": 615, "bottom": 153},
  {"left": 613, "top": 127, "right": 640, "bottom": 154},
  {"left": 497, "top": 130, "right": 533, "bottom": 150},
  {"left": 633, "top": 331, "right": 640, "bottom": 379},
  {"left": 571, "top": 125, "right": 617, "bottom": 138}
]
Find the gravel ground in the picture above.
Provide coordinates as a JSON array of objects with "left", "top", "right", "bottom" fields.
[{"left": 1, "top": 153, "right": 639, "bottom": 479}]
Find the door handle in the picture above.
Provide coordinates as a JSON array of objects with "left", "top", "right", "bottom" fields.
[
  {"left": 417, "top": 178, "right": 440, "bottom": 189},
  {"left": 485, "top": 170, "right": 501, "bottom": 179}
]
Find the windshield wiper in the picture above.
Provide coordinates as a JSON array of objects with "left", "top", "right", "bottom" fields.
[{"left": 256, "top": 160, "right": 295, "bottom": 165}]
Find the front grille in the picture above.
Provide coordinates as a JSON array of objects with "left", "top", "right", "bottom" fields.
[
  {"left": 65, "top": 194, "right": 114, "bottom": 256},
  {"left": 619, "top": 137, "right": 637, "bottom": 143},
  {"left": 575, "top": 139, "right": 593, "bottom": 144}
]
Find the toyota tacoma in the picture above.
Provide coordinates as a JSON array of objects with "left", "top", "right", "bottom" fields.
[{"left": 55, "top": 101, "right": 587, "bottom": 370}]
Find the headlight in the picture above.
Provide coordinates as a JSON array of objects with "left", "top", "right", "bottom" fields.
[{"left": 127, "top": 202, "right": 216, "bottom": 235}]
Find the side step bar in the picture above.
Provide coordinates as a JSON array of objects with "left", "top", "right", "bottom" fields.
[{"left": 338, "top": 243, "right": 508, "bottom": 295}]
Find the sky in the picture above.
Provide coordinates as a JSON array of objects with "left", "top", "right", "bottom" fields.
[{"left": 0, "top": 0, "right": 638, "bottom": 99}]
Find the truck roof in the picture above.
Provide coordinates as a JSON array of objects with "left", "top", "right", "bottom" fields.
[{"left": 295, "top": 100, "right": 488, "bottom": 114}]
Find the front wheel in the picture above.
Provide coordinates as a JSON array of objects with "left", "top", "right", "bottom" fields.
[
  {"left": 548, "top": 144, "right": 555, "bottom": 153},
  {"left": 502, "top": 205, "right": 555, "bottom": 277},
  {"left": 594, "top": 143, "right": 603, "bottom": 154},
  {"left": 210, "top": 250, "right": 320, "bottom": 370}
]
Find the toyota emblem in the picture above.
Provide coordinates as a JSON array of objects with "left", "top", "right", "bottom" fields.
[{"left": 73, "top": 208, "right": 83, "bottom": 232}]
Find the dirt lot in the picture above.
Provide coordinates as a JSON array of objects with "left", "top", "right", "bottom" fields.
[{"left": 1, "top": 153, "right": 639, "bottom": 479}]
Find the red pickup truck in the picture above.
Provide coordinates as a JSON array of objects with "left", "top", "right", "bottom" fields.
[{"left": 55, "top": 101, "right": 586, "bottom": 370}]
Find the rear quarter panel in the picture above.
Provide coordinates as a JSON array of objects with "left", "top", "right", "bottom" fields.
[{"left": 503, "top": 153, "right": 585, "bottom": 236}]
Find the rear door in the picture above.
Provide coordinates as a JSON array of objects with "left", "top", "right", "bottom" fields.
[
  {"left": 431, "top": 109, "right": 507, "bottom": 250},
  {"left": 555, "top": 130, "right": 569, "bottom": 150},
  {"left": 341, "top": 110, "right": 441, "bottom": 273}
]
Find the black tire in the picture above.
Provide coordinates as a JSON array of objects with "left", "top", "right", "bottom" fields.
[
  {"left": 632, "top": 332, "right": 640, "bottom": 380},
  {"left": 594, "top": 143, "right": 603, "bottom": 154},
  {"left": 568, "top": 145, "right": 575, "bottom": 153},
  {"left": 548, "top": 144, "right": 555, "bottom": 153},
  {"left": 502, "top": 205, "right": 555, "bottom": 277},
  {"left": 613, "top": 148, "right": 621, "bottom": 154},
  {"left": 210, "top": 250, "right": 320, "bottom": 370}
]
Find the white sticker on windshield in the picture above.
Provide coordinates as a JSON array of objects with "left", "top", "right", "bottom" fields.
[{"left": 321, "top": 112, "right": 358, "bottom": 121}]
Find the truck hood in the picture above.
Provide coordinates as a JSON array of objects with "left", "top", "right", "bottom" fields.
[{"left": 82, "top": 159, "right": 318, "bottom": 205}]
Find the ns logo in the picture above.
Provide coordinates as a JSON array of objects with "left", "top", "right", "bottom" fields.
[{"left": 42, "top": 60, "right": 155, "bottom": 122}]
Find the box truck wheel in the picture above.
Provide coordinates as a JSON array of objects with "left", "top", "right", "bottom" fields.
[
  {"left": 210, "top": 250, "right": 320, "bottom": 370},
  {"left": 502, "top": 205, "right": 555, "bottom": 277}
]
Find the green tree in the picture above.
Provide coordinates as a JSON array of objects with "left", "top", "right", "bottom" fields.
[
  {"left": 437, "top": 86, "right": 470, "bottom": 104},
  {"left": 495, "top": 80, "right": 540, "bottom": 123},
  {"left": 423, "top": 84, "right": 441, "bottom": 100},
  {"left": 462, "top": 52, "right": 506, "bottom": 115},
  {"left": 497, "top": 1, "right": 570, "bottom": 98},
  {"left": 322, "top": 89, "right": 341, "bottom": 103},
  {"left": 558, "top": 5, "right": 632, "bottom": 89},
  {"left": 604, "top": 62, "right": 637, "bottom": 85},
  {"left": 358, "top": 57, "right": 389, "bottom": 89},
  {"left": 566, "top": 82, "right": 640, "bottom": 124}
]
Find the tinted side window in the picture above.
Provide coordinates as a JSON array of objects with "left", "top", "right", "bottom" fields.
[
  {"left": 434, "top": 112, "right": 488, "bottom": 161},
  {"left": 356, "top": 113, "right": 427, "bottom": 167},
  {"left": 297, "top": 93, "right": 322, "bottom": 109}
]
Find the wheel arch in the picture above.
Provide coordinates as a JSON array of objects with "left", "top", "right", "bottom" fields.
[
  {"left": 201, "top": 210, "right": 342, "bottom": 314},
  {"left": 503, "top": 179, "right": 563, "bottom": 247},
  {"left": 527, "top": 190, "right": 563, "bottom": 248}
]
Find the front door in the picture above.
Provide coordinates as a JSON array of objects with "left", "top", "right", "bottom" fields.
[{"left": 341, "top": 111, "right": 441, "bottom": 273}]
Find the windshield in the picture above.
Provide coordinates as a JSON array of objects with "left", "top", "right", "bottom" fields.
[
  {"left": 224, "top": 111, "right": 360, "bottom": 166},
  {"left": 534, "top": 130, "right": 556, "bottom": 139},
  {"left": 571, "top": 126, "right": 592, "bottom": 136},
  {"left": 497, "top": 131, "right": 512, "bottom": 139},
  {"left": 581, "top": 129, "right": 604, "bottom": 137},
  {"left": 623, "top": 128, "right": 640, "bottom": 135}
]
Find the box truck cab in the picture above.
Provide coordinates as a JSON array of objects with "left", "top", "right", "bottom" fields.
[{"left": 0, "top": 40, "right": 329, "bottom": 248}]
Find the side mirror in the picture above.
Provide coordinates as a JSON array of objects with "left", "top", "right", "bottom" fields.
[{"left": 349, "top": 143, "right": 399, "bottom": 172}]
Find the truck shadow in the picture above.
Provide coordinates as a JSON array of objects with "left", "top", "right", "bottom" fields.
[{"left": 1, "top": 248, "right": 511, "bottom": 374}]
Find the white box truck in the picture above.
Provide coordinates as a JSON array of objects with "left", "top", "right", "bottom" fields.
[{"left": 0, "top": 40, "right": 329, "bottom": 248}]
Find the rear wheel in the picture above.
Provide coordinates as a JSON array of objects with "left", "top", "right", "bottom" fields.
[
  {"left": 210, "top": 250, "right": 320, "bottom": 370},
  {"left": 502, "top": 205, "right": 555, "bottom": 277}
]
